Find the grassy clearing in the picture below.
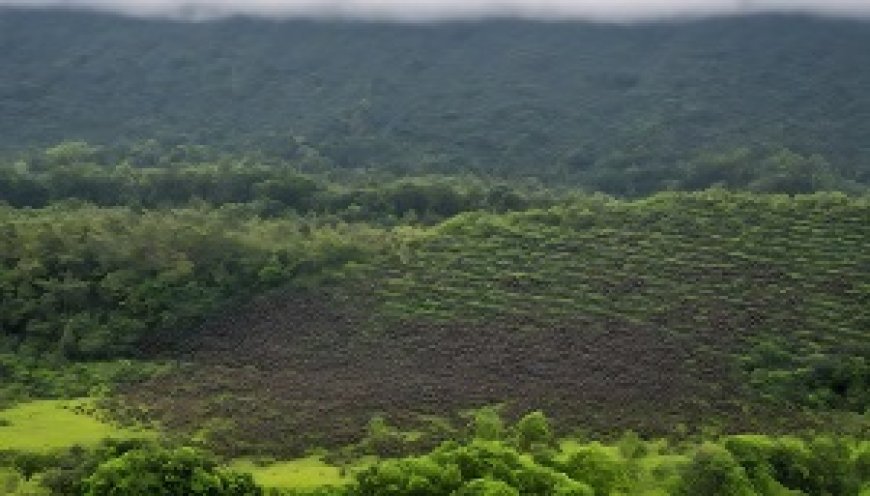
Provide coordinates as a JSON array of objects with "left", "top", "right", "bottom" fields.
[
  {"left": 228, "top": 456, "right": 348, "bottom": 489},
  {"left": 0, "top": 399, "right": 153, "bottom": 452}
]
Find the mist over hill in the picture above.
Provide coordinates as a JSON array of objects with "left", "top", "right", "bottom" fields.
[
  {"left": 2, "top": 9, "right": 869, "bottom": 193},
  {"left": 6, "top": 0, "right": 870, "bottom": 21}
]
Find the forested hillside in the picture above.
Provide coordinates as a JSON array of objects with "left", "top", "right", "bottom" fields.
[
  {"left": 1, "top": 154, "right": 868, "bottom": 492},
  {"left": 1, "top": 8, "right": 869, "bottom": 495},
  {"left": 2, "top": 150, "right": 867, "bottom": 449},
  {"left": 1, "top": 10, "right": 870, "bottom": 194}
]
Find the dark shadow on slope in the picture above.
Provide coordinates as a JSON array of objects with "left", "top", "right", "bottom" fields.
[{"left": 124, "top": 287, "right": 755, "bottom": 456}]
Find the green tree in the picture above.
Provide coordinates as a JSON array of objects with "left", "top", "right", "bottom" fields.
[
  {"left": 515, "top": 411, "right": 553, "bottom": 451},
  {"left": 42, "top": 141, "right": 102, "bottom": 168},
  {"left": 454, "top": 478, "right": 519, "bottom": 496},
  {"left": 559, "top": 443, "right": 629, "bottom": 495},
  {"left": 82, "top": 447, "right": 261, "bottom": 496},
  {"left": 675, "top": 444, "right": 757, "bottom": 496},
  {"left": 470, "top": 407, "right": 504, "bottom": 441}
]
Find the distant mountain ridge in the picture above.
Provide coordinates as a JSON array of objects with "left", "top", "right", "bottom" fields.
[{"left": 2, "top": 9, "right": 869, "bottom": 189}]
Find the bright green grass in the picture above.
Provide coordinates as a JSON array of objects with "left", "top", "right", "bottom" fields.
[
  {"left": 0, "top": 399, "right": 153, "bottom": 452},
  {"left": 228, "top": 456, "right": 349, "bottom": 489}
]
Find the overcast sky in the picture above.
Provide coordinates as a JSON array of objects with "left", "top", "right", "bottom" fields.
[{"left": 2, "top": 0, "right": 870, "bottom": 21}]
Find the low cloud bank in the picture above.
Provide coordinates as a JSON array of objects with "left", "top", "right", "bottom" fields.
[{"left": 2, "top": 0, "right": 870, "bottom": 21}]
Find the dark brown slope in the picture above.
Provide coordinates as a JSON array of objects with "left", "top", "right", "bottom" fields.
[{"left": 123, "top": 287, "right": 757, "bottom": 456}]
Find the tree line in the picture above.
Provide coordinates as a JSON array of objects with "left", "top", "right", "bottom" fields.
[
  {"left": 2, "top": 409, "right": 867, "bottom": 495},
  {"left": 0, "top": 142, "right": 545, "bottom": 224}
]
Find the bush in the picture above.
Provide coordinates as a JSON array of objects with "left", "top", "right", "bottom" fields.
[
  {"left": 723, "top": 436, "right": 799, "bottom": 496},
  {"left": 454, "top": 478, "right": 519, "bottom": 496},
  {"left": 515, "top": 411, "right": 553, "bottom": 451},
  {"left": 674, "top": 443, "right": 757, "bottom": 496},
  {"left": 81, "top": 446, "right": 261, "bottom": 496},
  {"left": 469, "top": 407, "right": 504, "bottom": 442},
  {"left": 352, "top": 440, "right": 592, "bottom": 496},
  {"left": 354, "top": 457, "right": 462, "bottom": 496},
  {"left": 559, "top": 443, "right": 629, "bottom": 495}
]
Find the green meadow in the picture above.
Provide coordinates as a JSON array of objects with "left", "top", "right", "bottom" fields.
[
  {"left": 228, "top": 457, "right": 349, "bottom": 490},
  {"left": 0, "top": 399, "right": 153, "bottom": 452}
]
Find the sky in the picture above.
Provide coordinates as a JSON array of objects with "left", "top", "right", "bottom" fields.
[{"left": 2, "top": 0, "right": 870, "bottom": 21}]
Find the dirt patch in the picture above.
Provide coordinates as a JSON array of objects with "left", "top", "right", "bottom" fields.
[{"left": 123, "top": 288, "right": 753, "bottom": 456}]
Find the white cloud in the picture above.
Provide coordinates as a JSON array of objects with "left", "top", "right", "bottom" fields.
[{"left": 2, "top": 0, "right": 870, "bottom": 21}]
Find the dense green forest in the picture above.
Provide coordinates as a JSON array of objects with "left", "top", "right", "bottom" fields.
[
  {"left": 2, "top": 10, "right": 870, "bottom": 194},
  {"left": 1, "top": 7, "right": 869, "bottom": 495}
]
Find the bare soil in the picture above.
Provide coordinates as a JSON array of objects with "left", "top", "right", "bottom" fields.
[{"left": 123, "top": 288, "right": 757, "bottom": 456}]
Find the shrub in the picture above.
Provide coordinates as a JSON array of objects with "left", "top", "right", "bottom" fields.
[
  {"left": 81, "top": 446, "right": 261, "bottom": 496},
  {"left": 674, "top": 443, "right": 757, "bottom": 496},
  {"left": 470, "top": 407, "right": 505, "bottom": 442},
  {"left": 559, "top": 443, "right": 629, "bottom": 495},
  {"left": 515, "top": 411, "right": 553, "bottom": 451},
  {"left": 354, "top": 457, "right": 462, "bottom": 496},
  {"left": 352, "top": 440, "right": 592, "bottom": 496},
  {"left": 454, "top": 478, "right": 519, "bottom": 496}
]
